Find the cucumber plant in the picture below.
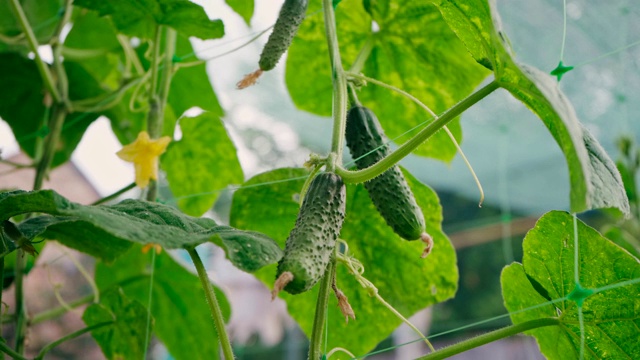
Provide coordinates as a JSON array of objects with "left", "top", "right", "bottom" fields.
[{"left": 0, "top": 0, "right": 637, "bottom": 360}]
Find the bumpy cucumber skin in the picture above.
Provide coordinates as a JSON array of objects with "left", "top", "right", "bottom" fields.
[
  {"left": 259, "top": 0, "right": 308, "bottom": 71},
  {"left": 345, "top": 106, "right": 425, "bottom": 240},
  {"left": 276, "top": 172, "right": 346, "bottom": 294}
]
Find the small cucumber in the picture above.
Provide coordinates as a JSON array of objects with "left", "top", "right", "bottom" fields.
[
  {"left": 345, "top": 106, "right": 426, "bottom": 241},
  {"left": 237, "top": 0, "right": 308, "bottom": 89},
  {"left": 259, "top": 0, "right": 308, "bottom": 72},
  {"left": 274, "top": 172, "right": 346, "bottom": 295}
]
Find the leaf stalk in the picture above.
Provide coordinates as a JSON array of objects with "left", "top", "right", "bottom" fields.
[
  {"left": 187, "top": 248, "right": 234, "bottom": 360},
  {"left": 416, "top": 317, "right": 560, "bottom": 360},
  {"left": 336, "top": 80, "right": 500, "bottom": 183}
]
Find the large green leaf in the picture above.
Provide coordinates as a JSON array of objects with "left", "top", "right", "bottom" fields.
[
  {"left": 285, "top": 0, "right": 489, "bottom": 161},
  {"left": 83, "top": 288, "right": 150, "bottom": 360},
  {"left": 433, "top": 0, "right": 629, "bottom": 215},
  {"left": 0, "top": 0, "right": 61, "bottom": 44},
  {"left": 0, "top": 53, "right": 103, "bottom": 167},
  {"left": 163, "top": 112, "right": 242, "bottom": 217},
  {"left": 170, "top": 34, "right": 224, "bottom": 117},
  {"left": 230, "top": 168, "right": 457, "bottom": 356},
  {"left": 501, "top": 211, "right": 640, "bottom": 359},
  {"left": 96, "top": 245, "right": 230, "bottom": 360},
  {"left": 225, "top": 0, "right": 254, "bottom": 26},
  {"left": 74, "top": 0, "right": 224, "bottom": 40},
  {"left": 0, "top": 190, "right": 282, "bottom": 269},
  {"left": 64, "top": 10, "right": 124, "bottom": 88}
]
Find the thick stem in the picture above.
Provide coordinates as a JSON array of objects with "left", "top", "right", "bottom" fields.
[
  {"left": 416, "top": 317, "right": 560, "bottom": 360},
  {"left": 187, "top": 248, "right": 234, "bottom": 360},
  {"left": 51, "top": 0, "right": 73, "bottom": 111},
  {"left": 335, "top": 80, "right": 500, "bottom": 183},
  {"left": 309, "top": 258, "right": 336, "bottom": 360},
  {"left": 8, "top": 0, "right": 61, "bottom": 103},
  {"left": 323, "top": 0, "right": 348, "bottom": 167},
  {"left": 145, "top": 27, "right": 176, "bottom": 202},
  {"left": 34, "top": 321, "right": 113, "bottom": 360}
]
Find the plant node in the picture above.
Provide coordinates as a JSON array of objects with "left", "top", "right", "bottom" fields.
[
  {"left": 271, "top": 271, "right": 294, "bottom": 300},
  {"left": 420, "top": 232, "right": 434, "bottom": 258},
  {"left": 332, "top": 279, "right": 355, "bottom": 322},
  {"left": 236, "top": 69, "right": 263, "bottom": 89}
]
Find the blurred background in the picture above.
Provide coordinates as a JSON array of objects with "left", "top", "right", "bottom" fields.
[{"left": 1, "top": 0, "right": 638, "bottom": 358}]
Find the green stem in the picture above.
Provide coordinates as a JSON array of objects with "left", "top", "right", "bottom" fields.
[
  {"left": 8, "top": 0, "right": 61, "bottom": 103},
  {"left": 72, "top": 77, "right": 144, "bottom": 113},
  {"left": 13, "top": 250, "right": 26, "bottom": 354},
  {"left": 51, "top": 0, "right": 73, "bottom": 111},
  {"left": 30, "top": 294, "right": 95, "bottom": 325},
  {"left": 33, "top": 105, "right": 66, "bottom": 191},
  {"left": 34, "top": 321, "right": 114, "bottom": 360},
  {"left": 91, "top": 182, "right": 136, "bottom": 205},
  {"left": 309, "top": 258, "right": 336, "bottom": 360},
  {"left": 0, "top": 339, "right": 27, "bottom": 360},
  {"left": 157, "top": 29, "right": 176, "bottom": 126},
  {"left": 145, "top": 27, "right": 176, "bottom": 202},
  {"left": 416, "top": 317, "right": 560, "bottom": 360},
  {"left": 335, "top": 80, "right": 499, "bottom": 183},
  {"left": 323, "top": 0, "right": 348, "bottom": 169},
  {"left": 3, "top": 274, "right": 149, "bottom": 326},
  {"left": 187, "top": 248, "right": 234, "bottom": 360},
  {"left": 348, "top": 36, "right": 374, "bottom": 74}
]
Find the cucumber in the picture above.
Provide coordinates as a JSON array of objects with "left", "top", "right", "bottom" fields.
[
  {"left": 273, "top": 172, "right": 346, "bottom": 295},
  {"left": 259, "top": 0, "right": 308, "bottom": 72},
  {"left": 345, "top": 106, "right": 426, "bottom": 241},
  {"left": 237, "top": 0, "right": 308, "bottom": 89}
]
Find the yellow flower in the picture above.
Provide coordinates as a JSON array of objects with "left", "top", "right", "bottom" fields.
[{"left": 117, "top": 131, "right": 171, "bottom": 188}]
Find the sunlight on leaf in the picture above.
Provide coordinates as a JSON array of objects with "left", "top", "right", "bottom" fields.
[{"left": 285, "top": 0, "right": 489, "bottom": 161}]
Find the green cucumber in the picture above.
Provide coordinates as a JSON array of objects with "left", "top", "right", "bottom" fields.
[
  {"left": 345, "top": 106, "right": 426, "bottom": 241},
  {"left": 274, "top": 172, "right": 346, "bottom": 295},
  {"left": 259, "top": 0, "right": 308, "bottom": 72}
]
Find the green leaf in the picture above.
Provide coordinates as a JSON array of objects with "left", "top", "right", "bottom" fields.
[
  {"left": 225, "top": 0, "right": 254, "bottom": 25},
  {"left": 95, "top": 245, "right": 230, "bottom": 360},
  {"left": 501, "top": 211, "right": 640, "bottom": 360},
  {"left": 74, "top": 0, "right": 224, "bottom": 40},
  {"left": 0, "top": 0, "right": 61, "bottom": 44},
  {"left": 230, "top": 168, "right": 457, "bottom": 356},
  {"left": 170, "top": 34, "right": 224, "bottom": 117},
  {"left": 1, "top": 190, "right": 282, "bottom": 269},
  {"left": 285, "top": 0, "right": 489, "bottom": 161},
  {"left": 0, "top": 53, "right": 102, "bottom": 167},
  {"left": 64, "top": 10, "right": 124, "bottom": 88},
  {"left": 433, "top": 0, "right": 630, "bottom": 215},
  {"left": 163, "top": 112, "right": 242, "bottom": 216},
  {"left": 82, "top": 288, "right": 150, "bottom": 360}
]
